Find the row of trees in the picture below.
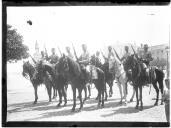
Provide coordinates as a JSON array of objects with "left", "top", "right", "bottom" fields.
[{"left": 7, "top": 24, "right": 29, "bottom": 62}]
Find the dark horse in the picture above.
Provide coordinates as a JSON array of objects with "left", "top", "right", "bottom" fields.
[
  {"left": 90, "top": 55, "right": 115, "bottom": 98},
  {"left": 57, "top": 55, "right": 106, "bottom": 111},
  {"left": 37, "top": 62, "right": 68, "bottom": 107},
  {"left": 22, "top": 61, "right": 53, "bottom": 104},
  {"left": 124, "top": 55, "right": 164, "bottom": 110}
]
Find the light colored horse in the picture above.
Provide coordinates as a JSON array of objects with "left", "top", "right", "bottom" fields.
[{"left": 109, "top": 50, "right": 133, "bottom": 104}]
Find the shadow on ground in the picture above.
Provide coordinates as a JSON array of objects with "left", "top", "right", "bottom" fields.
[{"left": 101, "top": 104, "right": 155, "bottom": 118}]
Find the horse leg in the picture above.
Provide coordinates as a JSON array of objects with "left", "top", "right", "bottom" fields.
[
  {"left": 83, "top": 86, "right": 87, "bottom": 103},
  {"left": 105, "top": 83, "right": 108, "bottom": 101},
  {"left": 102, "top": 86, "right": 105, "bottom": 107},
  {"left": 122, "top": 82, "right": 127, "bottom": 105},
  {"left": 88, "top": 84, "right": 91, "bottom": 98},
  {"left": 71, "top": 87, "right": 76, "bottom": 112},
  {"left": 117, "top": 82, "right": 122, "bottom": 104},
  {"left": 153, "top": 81, "right": 159, "bottom": 106},
  {"left": 139, "top": 85, "right": 143, "bottom": 110},
  {"left": 130, "top": 87, "right": 135, "bottom": 102},
  {"left": 47, "top": 84, "right": 52, "bottom": 102},
  {"left": 57, "top": 89, "right": 62, "bottom": 107},
  {"left": 158, "top": 80, "right": 164, "bottom": 105},
  {"left": 52, "top": 87, "right": 56, "bottom": 99},
  {"left": 62, "top": 86, "right": 67, "bottom": 106},
  {"left": 97, "top": 90, "right": 101, "bottom": 107},
  {"left": 33, "top": 85, "right": 38, "bottom": 104},
  {"left": 135, "top": 86, "right": 139, "bottom": 109},
  {"left": 78, "top": 88, "right": 83, "bottom": 111},
  {"left": 109, "top": 81, "right": 113, "bottom": 97}
]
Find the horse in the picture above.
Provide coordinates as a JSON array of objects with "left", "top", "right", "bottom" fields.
[
  {"left": 90, "top": 55, "right": 114, "bottom": 99},
  {"left": 124, "top": 55, "right": 164, "bottom": 110},
  {"left": 22, "top": 61, "right": 53, "bottom": 104},
  {"left": 37, "top": 61, "right": 68, "bottom": 107},
  {"left": 109, "top": 52, "right": 128, "bottom": 104},
  {"left": 57, "top": 55, "right": 105, "bottom": 111}
]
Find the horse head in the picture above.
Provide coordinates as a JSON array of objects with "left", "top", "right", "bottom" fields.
[
  {"left": 22, "top": 61, "right": 33, "bottom": 79},
  {"left": 57, "top": 54, "right": 70, "bottom": 75}
]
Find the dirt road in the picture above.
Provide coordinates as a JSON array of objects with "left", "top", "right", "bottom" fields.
[{"left": 7, "top": 62, "right": 167, "bottom": 122}]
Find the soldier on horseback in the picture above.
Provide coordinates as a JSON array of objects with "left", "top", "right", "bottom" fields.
[
  {"left": 108, "top": 46, "right": 115, "bottom": 73},
  {"left": 66, "top": 46, "right": 74, "bottom": 60},
  {"left": 30, "top": 42, "right": 42, "bottom": 81},
  {"left": 140, "top": 44, "right": 153, "bottom": 84},
  {"left": 48, "top": 48, "right": 59, "bottom": 64}
]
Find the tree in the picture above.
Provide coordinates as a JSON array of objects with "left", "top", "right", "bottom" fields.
[{"left": 7, "top": 24, "right": 29, "bottom": 62}]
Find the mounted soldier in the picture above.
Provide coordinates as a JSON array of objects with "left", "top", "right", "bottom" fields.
[
  {"left": 30, "top": 42, "right": 42, "bottom": 81},
  {"left": 140, "top": 44, "right": 153, "bottom": 84},
  {"left": 48, "top": 48, "right": 59, "bottom": 65},
  {"left": 66, "top": 46, "right": 74, "bottom": 60},
  {"left": 107, "top": 45, "right": 115, "bottom": 73},
  {"left": 121, "top": 46, "right": 131, "bottom": 65},
  {"left": 90, "top": 51, "right": 102, "bottom": 68}
]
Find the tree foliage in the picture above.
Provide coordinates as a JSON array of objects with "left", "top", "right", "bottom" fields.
[{"left": 7, "top": 24, "right": 29, "bottom": 62}]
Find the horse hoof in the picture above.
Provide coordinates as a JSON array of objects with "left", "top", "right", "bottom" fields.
[
  {"left": 118, "top": 101, "right": 122, "bottom": 105},
  {"left": 130, "top": 99, "right": 133, "bottom": 102},
  {"left": 139, "top": 107, "right": 143, "bottom": 111},
  {"left": 105, "top": 98, "right": 107, "bottom": 101},
  {"left": 101, "top": 104, "right": 104, "bottom": 108},
  {"left": 109, "top": 95, "right": 112, "bottom": 97},
  {"left": 87, "top": 96, "right": 90, "bottom": 99},
  {"left": 154, "top": 103, "right": 158, "bottom": 106},
  {"left": 33, "top": 101, "right": 37, "bottom": 104},
  {"left": 135, "top": 106, "right": 138, "bottom": 109},
  {"left": 95, "top": 97, "right": 98, "bottom": 100},
  {"left": 57, "top": 103, "right": 61, "bottom": 107},
  {"left": 161, "top": 102, "right": 164, "bottom": 105},
  {"left": 71, "top": 108, "right": 75, "bottom": 112}
]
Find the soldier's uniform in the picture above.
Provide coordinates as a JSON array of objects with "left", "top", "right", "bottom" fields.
[
  {"left": 140, "top": 44, "right": 153, "bottom": 84},
  {"left": 49, "top": 54, "right": 59, "bottom": 64},
  {"left": 108, "top": 48, "right": 115, "bottom": 73}
]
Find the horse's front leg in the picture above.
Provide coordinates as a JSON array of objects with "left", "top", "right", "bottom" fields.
[
  {"left": 122, "top": 82, "right": 127, "bottom": 104},
  {"left": 78, "top": 88, "right": 83, "bottom": 111},
  {"left": 88, "top": 83, "right": 91, "bottom": 98},
  {"left": 62, "top": 85, "right": 67, "bottom": 106},
  {"left": 57, "top": 89, "right": 62, "bottom": 107},
  {"left": 130, "top": 87, "right": 135, "bottom": 102},
  {"left": 71, "top": 87, "right": 76, "bottom": 112},
  {"left": 135, "top": 86, "right": 139, "bottom": 109},
  {"left": 109, "top": 81, "right": 113, "bottom": 97},
  {"left": 117, "top": 82, "right": 123, "bottom": 104},
  {"left": 33, "top": 85, "right": 38, "bottom": 104},
  {"left": 139, "top": 85, "right": 143, "bottom": 110},
  {"left": 97, "top": 90, "right": 101, "bottom": 107},
  {"left": 83, "top": 85, "right": 87, "bottom": 103},
  {"left": 47, "top": 84, "right": 52, "bottom": 102}
]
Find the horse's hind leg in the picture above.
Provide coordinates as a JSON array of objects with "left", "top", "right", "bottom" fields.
[
  {"left": 102, "top": 87, "right": 105, "bottom": 107},
  {"left": 158, "top": 80, "right": 164, "bottom": 105},
  {"left": 97, "top": 90, "right": 101, "bottom": 107},
  {"left": 153, "top": 81, "right": 159, "bottom": 106},
  {"left": 105, "top": 83, "right": 108, "bottom": 101},
  {"left": 33, "top": 85, "right": 38, "bottom": 104}
]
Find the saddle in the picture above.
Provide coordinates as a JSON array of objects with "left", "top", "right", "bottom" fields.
[{"left": 142, "top": 63, "right": 156, "bottom": 84}]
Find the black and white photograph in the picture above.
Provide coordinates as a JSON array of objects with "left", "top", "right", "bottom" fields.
[{"left": 3, "top": 2, "right": 170, "bottom": 127}]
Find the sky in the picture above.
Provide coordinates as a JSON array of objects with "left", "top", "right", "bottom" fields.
[{"left": 7, "top": 6, "right": 170, "bottom": 56}]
